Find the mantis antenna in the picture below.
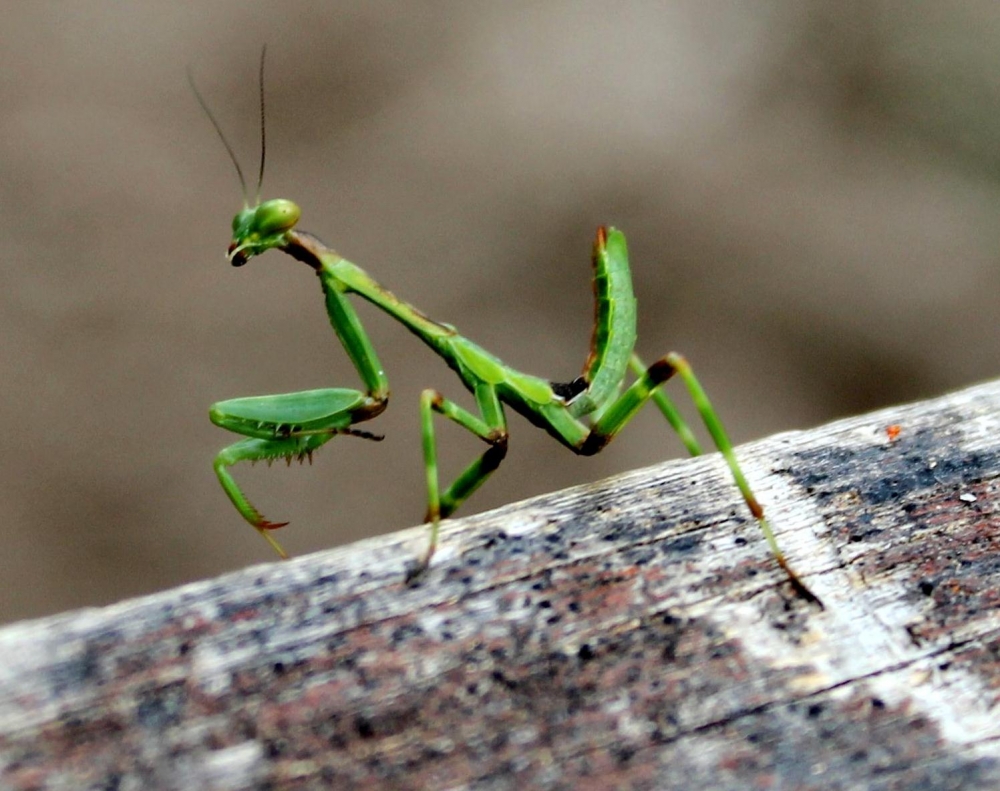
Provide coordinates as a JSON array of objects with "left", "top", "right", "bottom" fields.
[
  {"left": 188, "top": 45, "right": 269, "bottom": 209},
  {"left": 255, "top": 44, "right": 267, "bottom": 205}
]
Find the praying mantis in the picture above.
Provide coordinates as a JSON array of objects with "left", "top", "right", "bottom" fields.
[{"left": 195, "top": 52, "right": 820, "bottom": 605}]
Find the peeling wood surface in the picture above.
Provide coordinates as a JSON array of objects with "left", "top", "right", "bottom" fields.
[{"left": 2, "top": 381, "right": 1000, "bottom": 790}]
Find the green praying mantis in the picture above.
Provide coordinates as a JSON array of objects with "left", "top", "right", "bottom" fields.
[{"left": 194, "top": 52, "right": 820, "bottom": 605}]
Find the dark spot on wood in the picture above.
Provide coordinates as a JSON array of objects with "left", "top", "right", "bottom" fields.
[
  {"left": 390, "top": 623, "right": 425, "bottom": 646},
  {"left": 614, "top": 745, "right": 636, "bottom": 764},
  {"left": 354, "top": 715, "right": 375, "bottom": 739},
  {"left": 664, "top": 535, "right": 699, "bottom": 555}
]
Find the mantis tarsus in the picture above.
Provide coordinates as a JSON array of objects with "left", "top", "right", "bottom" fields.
[{"left": 195, "top": 52, "right": 821, "bottom": 605}]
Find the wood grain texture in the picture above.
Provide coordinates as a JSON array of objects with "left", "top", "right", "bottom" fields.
[{"left": 2, "top": 380, "right": 1000, "bottom": 790}]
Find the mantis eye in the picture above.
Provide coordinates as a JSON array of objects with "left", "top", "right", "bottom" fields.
[
  {"left": 254, "top": 199, "right": 301, "bottom": 236},
  {"left": 232, "top": 207, "right": 254, "bottom": 234}
]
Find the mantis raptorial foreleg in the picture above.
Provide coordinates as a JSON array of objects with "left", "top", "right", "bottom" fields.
[
  {"left": 194, "top": 51, "right": 822, "bottom": 607},
  {"left": 210, "top": 389, "right": 387, "bottom": 558}
]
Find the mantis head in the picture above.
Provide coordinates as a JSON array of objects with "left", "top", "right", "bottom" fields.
[
  {"left": 190, "top": 48, "right": 300, "bottom": 266},
  {"left": 228, "top": 199, "right": 302, "bottom": 266}
]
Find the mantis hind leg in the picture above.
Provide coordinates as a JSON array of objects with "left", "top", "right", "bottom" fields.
[
  {"left": 408, "top": 383, "right": 508, "bottom": 582},
  {"left": 581, "top": 352, "right": 822, "bottom": 607},
  {"left": 628, "top": 353, "right": 702, "bottom": 456}
]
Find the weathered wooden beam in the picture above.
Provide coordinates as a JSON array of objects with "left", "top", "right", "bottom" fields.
[{"left": 2, "top": 380, "right": 1000, "bottom": 790}]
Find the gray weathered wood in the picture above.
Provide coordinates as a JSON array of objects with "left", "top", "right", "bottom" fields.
[{"left": 3, "top": 381, "right": 1000, "bottom": 790}]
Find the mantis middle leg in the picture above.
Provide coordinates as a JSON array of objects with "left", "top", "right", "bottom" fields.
[{"left": 411, "top": 381, "right": 508, "bottom": 580}]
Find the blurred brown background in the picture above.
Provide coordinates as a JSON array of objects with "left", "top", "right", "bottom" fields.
[{"left": 2, "top": 2, "right": 999, "bottom": 624}]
